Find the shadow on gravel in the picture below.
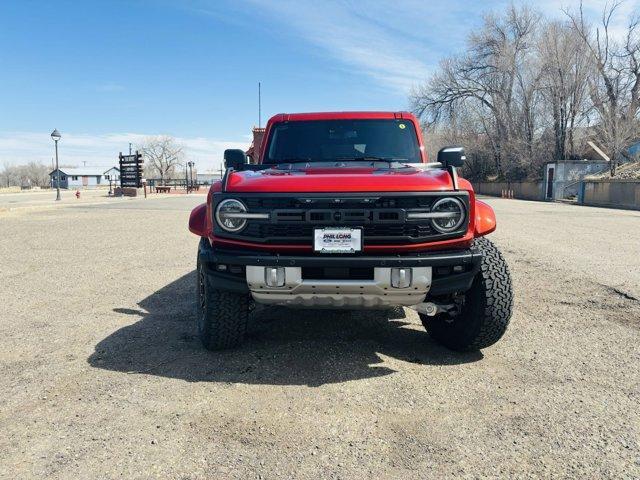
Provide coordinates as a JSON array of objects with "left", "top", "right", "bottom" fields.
[{"left": 89, "top": 272, "right": 482, "bottom": 386}]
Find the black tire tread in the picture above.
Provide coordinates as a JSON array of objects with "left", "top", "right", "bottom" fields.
[
  {"left": 422, "top": 237, "right": 513, "bottom": 351},
  {"left": 467, "top": 237, "right": 513, "bottom": 349},
  {"left": 198, "top": 255, "right": 249, "bottom": 350}
]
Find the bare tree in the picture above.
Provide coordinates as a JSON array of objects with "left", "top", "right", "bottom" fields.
[
  {"left": 1, "top": 162, "right": 16, "bottom": 188},
  {"left": 566, "top": 1, "right": 640, "bottom": 175},
  {"left": 411, "top": 5, "right": 543, "bottom": 180},
  {"left": 0, "top": 162, "right": 50, "bottom": 188},
  {"left": 21, "top": 162, "right": 50, "bottom": 187},
  {"left": 138, "top": 136, "right": 184, "bottom": 183},
  {"left": 411, "top": 1, "right": 640, "bottom": 181},
  {"left": 538, "top": 21, "right": 592, "bottom": 161}
]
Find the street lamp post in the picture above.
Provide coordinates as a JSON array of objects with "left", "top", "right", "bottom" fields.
[{"left": 51, "top": 129, "right": 61, "bottom": 201}]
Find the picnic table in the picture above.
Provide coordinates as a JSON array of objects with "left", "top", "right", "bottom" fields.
[{"left": 156, "top": 186, "right": 172, "bottom": 193}]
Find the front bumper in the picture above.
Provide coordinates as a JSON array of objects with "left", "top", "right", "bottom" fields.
[
  {"left": 246, "top": 265, "right": 432, "bottom": 308},
  {"left": 199, "top": 241, "right": 482, "bottom": 307}
]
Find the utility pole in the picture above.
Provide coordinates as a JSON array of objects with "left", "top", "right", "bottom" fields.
[
  {"left": 129, "top": 143, "right": 132, "bottom": 155},
  {"left": 258, "top": 82, "right": 261, "bottom": 129}
]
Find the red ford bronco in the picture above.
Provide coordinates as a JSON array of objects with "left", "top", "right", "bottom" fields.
[{"left": 189, "top": 112, "right": 513, "bottom": 352}]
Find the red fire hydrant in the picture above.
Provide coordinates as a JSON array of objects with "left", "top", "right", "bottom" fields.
[{"left": 75, "top": 189, "right": 81, "bottom": 199}]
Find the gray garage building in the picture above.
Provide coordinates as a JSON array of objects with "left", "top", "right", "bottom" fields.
[{"left": 543, "top": 159, "right": 609, "bottom": 200}]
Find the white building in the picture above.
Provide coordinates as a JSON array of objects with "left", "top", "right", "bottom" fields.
[
  {"left": 103, "top": 167, "right": 120, "bottom": 183},
  {"left": 50, "top": 166, "right": 120, "bottom": 189},
  {"left": 196, "top": 171, "right": 223, "bottom": 185}
]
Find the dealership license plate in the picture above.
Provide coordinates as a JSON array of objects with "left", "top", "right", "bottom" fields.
[{"left": 314, "top": 227, "right": 362, "bottom": 253}]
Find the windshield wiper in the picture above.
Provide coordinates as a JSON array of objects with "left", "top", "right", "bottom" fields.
[
  {"left": 273, "top": 158, "right": 315, "bottom": 164},
  {"left": 337, "top": 156, "right": 393, "bottom": 161},
  {"left": 334, "top": 156, "right": 412, "bottom": 168},
  {"left": 269, "top": 157, "right": 414, "bottom": 169},
  {"left": 269, "top": 159, "right": 318, "bottom": 170}
]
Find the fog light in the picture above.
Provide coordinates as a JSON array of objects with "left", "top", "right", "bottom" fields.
[
  {"left": 216, "top": 264, "right": 227, "bottom": 271},
  {"left": 265, "top": 267, "right": 285, "bottom": 287},
  {"left": 452, "top": 265, "right": 464, "bottom": 273},
  {"left": 391, "top": 268, "right": 412, "bottom": 289}
]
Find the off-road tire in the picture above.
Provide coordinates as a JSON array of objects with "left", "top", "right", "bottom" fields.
[
  {"left": 196, "top": 256, "right": 250, "bottom": 350},
  {"left": 421, "top": 237, "right": 513, "bottom": 351}
]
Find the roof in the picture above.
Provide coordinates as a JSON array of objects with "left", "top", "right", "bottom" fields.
[
  {"left": 49, "top": 166, "right": 118, "bottom": 176},
  {"left": 267, "top": 111, "right": 415, "bottom": 122},
  {"left": 544, "top": 159, "right": 609, "bottom": 165}
]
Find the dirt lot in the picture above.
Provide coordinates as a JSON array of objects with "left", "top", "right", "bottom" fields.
[{"left": 1, "top": 195, "right": 638, "bottom": 479}]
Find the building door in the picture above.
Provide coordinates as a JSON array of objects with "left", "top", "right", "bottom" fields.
[
  {"left": 546, "top": 167, "right": 554, "bottom": 199},
  {"left": 82, "top": 176, "right": 88, "bottom": 187}
]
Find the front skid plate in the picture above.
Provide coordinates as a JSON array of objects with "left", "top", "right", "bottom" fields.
[{"left": 246, "top": 266, "right": 431, "bottom": 308}]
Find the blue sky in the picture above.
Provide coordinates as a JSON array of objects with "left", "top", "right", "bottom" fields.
[{"left": 0, "top": 0, "right": 632, "bottom": 170}]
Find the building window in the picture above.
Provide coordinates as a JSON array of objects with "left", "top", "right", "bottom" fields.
[
  {"left": 105, "top": 175, "right": 110, "bottom": 180},
  {"left": 61, "top": 176, "right": 66, "bottom": 181},
  {"left": 71, "top": 176, "right": 78, "bottom": 181}
]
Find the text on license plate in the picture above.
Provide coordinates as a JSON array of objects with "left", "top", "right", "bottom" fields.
[{"left": 314, "top": 227, "right": 362, "bottom": 253}]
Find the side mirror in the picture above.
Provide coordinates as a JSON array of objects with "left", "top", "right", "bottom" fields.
[
  {"left": 224, "top": 149, "right": 247, "bottom": 170},
  {"left": 437, "top": 146, "right": 465, "bottom": 168}
]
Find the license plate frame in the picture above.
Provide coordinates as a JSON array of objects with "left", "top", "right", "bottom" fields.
[{"left": 313, "top": 227, "right": 363, "bottom": 253}]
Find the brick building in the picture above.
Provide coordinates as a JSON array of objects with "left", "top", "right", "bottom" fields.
[{"left": 246, "top": 127, "right": 265, "bottom": 164}]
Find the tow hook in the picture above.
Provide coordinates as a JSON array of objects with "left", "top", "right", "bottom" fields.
[{"left": 411, "top": 301, "right": 457, "bottom": 318}]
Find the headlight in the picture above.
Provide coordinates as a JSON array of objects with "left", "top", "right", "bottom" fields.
[
  {"left": 215, "top": 199, "right": 248, "bottom": 232},
  {"left": 430, "top": 197, "right": 465, "bottom": 233}
]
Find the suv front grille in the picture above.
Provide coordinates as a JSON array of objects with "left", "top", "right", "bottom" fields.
[
  {"left": 242, "top": 222, "right": 435, "bottom": 243},
  {"left": 214, "top": 193, "right": 469, "bottom": 245},
  {"left": 243, "top": 196, "right": 434, "bottom": 210}
]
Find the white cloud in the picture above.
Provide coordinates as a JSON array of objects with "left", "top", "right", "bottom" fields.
[
  {"left": 0, "top": 131, "right": 247, "bottom": 171},
  {"left": 200, "top": 0, "right": 449, "bottom": 93},
  {"left": 196, "top": 0, "right": 640, "bottom": 93}
]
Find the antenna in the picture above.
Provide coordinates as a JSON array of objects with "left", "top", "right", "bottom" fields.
[{"left": 258, "top": 82, "right": 262, "bottom": 129}]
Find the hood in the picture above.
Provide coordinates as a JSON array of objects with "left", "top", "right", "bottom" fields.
[{"left": 225, "top": 166, "right": 454, "bottom": 192}]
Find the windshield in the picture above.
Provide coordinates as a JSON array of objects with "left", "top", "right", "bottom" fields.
[{"left": 263, "top": 119, "right": 422, "bottom": 164}]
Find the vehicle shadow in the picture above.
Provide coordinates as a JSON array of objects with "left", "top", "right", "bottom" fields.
[{"left": 90, "top": 272, "right": 482, "bottom": 386}]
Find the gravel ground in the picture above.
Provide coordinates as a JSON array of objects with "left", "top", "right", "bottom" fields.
[{"left": 0, "top": 195, "right": 638, "bottom": 479}]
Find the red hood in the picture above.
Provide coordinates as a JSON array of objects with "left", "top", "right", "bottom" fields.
[{"left": 225, "top": 166, "right": 454, "bottom": 192}]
